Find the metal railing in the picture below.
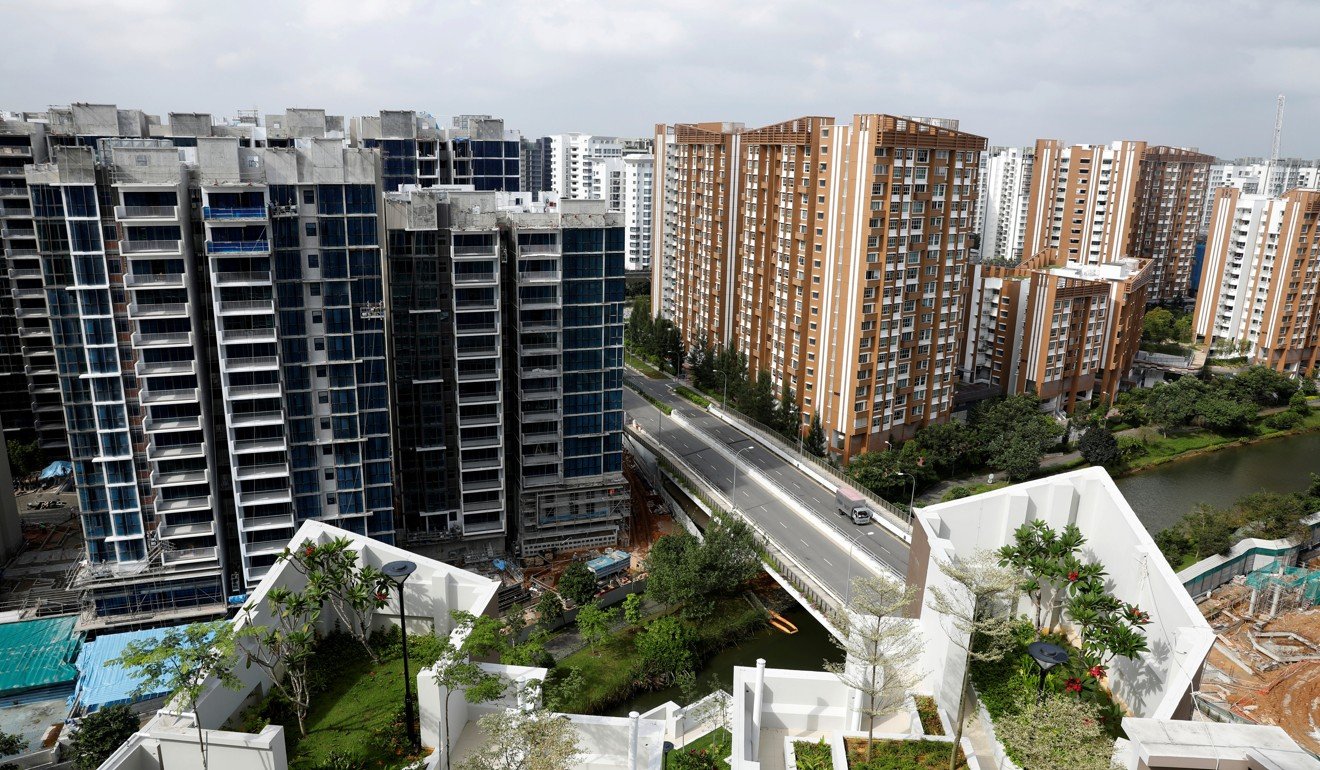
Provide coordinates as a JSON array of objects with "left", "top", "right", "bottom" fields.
[
  {"left": 218, "top": 299, "right": 274, "bottom": 313},
  {"left": 120, "top": 239, "right": 182, "bottom": 254},
  {"left": 206, "top": 240, "right": 269, "bottom": 254},
  {"left": 214, "top": 271, "right": 270, "bottom": 285},
  {"left": 225, "top": 355, "right": 279, "bottom": 370},
  {"left": 203, "top": 206, "right": 266, "bottom": 220},
  {"left": 221, "top": 327, "right": 276, "bottom": 342},
  {"left": 124, "top": 272, "right": 184, "bottom": 288},
  {"left": 162, "top": 546, "right": 217, "bottom": 564},
  {"left": 130, "top": 302, "right": 189, "bottom": 317},
  {"left": 115, "top": 205, "right": 178, "bottom": 219}
]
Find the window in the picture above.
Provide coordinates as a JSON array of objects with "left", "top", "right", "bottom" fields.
[
  {"left": 305, "top": 222, "right": 317, "bottom": 237},
  {"left": 303, "top": 189, "right": 315, "bottom": 204}
]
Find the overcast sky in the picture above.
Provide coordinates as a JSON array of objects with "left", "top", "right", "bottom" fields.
[{"left": 5, "top": 0, "right": 1318, "bottom": 159}]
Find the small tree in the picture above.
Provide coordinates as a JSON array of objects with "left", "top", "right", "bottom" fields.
[
  {"left": 925, "top": 552, "right": 1020, "bottom": 770},
  {"left": 805, "top": 413, "right": 826, "bottom": 456},
  {"left": 434, "top": 613, "right": 509, "bottom": 770},
  {"left": 575, "top": 601, "right": 615, "bottom": 652},
  {"left": 536, "top": 591, "right": 565, "bottom": 627},
  {"left": 112, "top": 621, "right": 240, "bottom": 770},
  {"left": 281, "top": 537, "right": 390, "bottom": 661},
  {"left": 825, "top": 577, "right": 922, "bottom": 761},
  {"left": 70, "top": 705, "right": 139, "bottom": 770},
  {"left": 635, "top": 615, "right": 695, "bottom": 681},
  {"left": 557, "top": 562, "right": 598, "bottom": 607},
  {"left": 456, "top": 708, "right": 582, "bottom": 770},
  {"left": 1, "top": 730, "right": 28, "bottom": 770},
  {"left": 622, "top": 592, "right": 643, "bottom": 626},
  {"left": 236, "top": 587, "right": 322, "bottom": 737},
  {"left": 1078, "top": 425, "right": 1121, "bottom": 469}
]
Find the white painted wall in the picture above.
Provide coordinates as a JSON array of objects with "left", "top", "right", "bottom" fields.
[{"left": 915, "top": 467, "right": 1215, "bottom": 721}]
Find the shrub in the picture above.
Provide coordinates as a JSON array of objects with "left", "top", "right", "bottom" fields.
[
  {"left": 70, "top": 706, "right": 139, "bottom": 770},
  {"left": 674, "top": 386, "right": 711, "bottom": 409},
  {"left": 914, "top": 695, "right": 943, "bottom": 735},
  {"left": 558, "top": 562, "right": 599, "bottom": 607},
  {"left": 1266, "top": 410, "right": 1303, "bottom": 430},
  {"left": 792, "top": 739, "right": 832, "bottom": 770}
]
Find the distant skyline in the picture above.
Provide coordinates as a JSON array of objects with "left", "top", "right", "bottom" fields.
[{"left": 5, "top": 0, "right": 1320, "bottom": 159}]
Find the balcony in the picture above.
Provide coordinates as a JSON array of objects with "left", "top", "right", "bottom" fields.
[
  {"left": 221, "top": 327, "right": 276, "bottom": 343},
  {"left": 235, "top": 462, "right": 289, "bottom": 480},
  {"left": 246, "top": 539, "right": 290, "bottom": 557},
  {"left": 455, "top": 367, "right": 499, "bottom": 382},
  {"left": 1, "top": 227, "right": 35, "bottom": 239},
  {"left": 455, "top": 345, "right": 498, "bottom": 360},
  {"left": 460, "top": 456, "right": 502, "bottom": 471},
  {"left": 517, "top": 270, "right": 561, "bottom": 283},
  {"left": 229, "top": 410, "right": 283, "bottom": 427},
  {"left": 218, "top": 299, "right": 274, "bottom": 315},
  {"left": 140, "top": 387, "right": 199, "bottom": 404},
  {"left": 459, "top": 434, "right": 501, "bottom": 449},
  {"left": 453, "top": 272, "right": 497, "bottom": 285},
  {"left": 225, "top": 355, "right": 279, "bottom": 372},
  {"left": 455, "top": 322, "right": 498, "bottom": 336},
  {"left": 226, "top": 382, "right": 281, "bottom": 399},
  {"left": 520, "top": 341, "right": 561, "bottom": 355},
  {"left": 458, "top": 389, "right": 499, "bottom": 405},
  {"left": 203, "top": 206, "right": 266, "bottom": 221},
  {"left": 136, "top": 359, "right": 194, "bottom": 377},
  {"left": 155, "top": 495, "right": 212, "bottom": 514},
  {"left": 158, "top": 521, "right": 215, "bottom": 539},
  {"left": 232, "top": 436, "right": 287, "bottom": 454},
  {"left": 120, "top": 239, "right": 183, "bottom": 255},
  {"left": 241, "top": 513, "right": 296, "bottom": 532},
  {"left": 132, "top": 331, "right": 193, "bottom": 348},
  {"left": 147, "top": 440, "right": 206, "bottom": 460},
  {"left": 238, "top": 488, "right": 293, "bottom": 507},
  {"left": 461, "top": 477, "right": 503, "bottom": 493},
  {"left": 115, "top": 205, "right": 178, "bottom": 221},
  {"left": 162, "top": 546, "right": 218, "bottom": 565},
  {"left": 124, "top": 272, "right": 185, "bottom": 289},
  {"left": 214, "top": 271, "right": 271, "bottom": 286},
  {"left": 129, "top": 302, "right": 190, "bottom": 318},
  {"left": 151, "top": 467, "right": 208, "bottom": 486},
  {"left": 206, "top": 240, "right": 269, "bottom": 254},
  {"left": 144, "top": 415, "right": 202, "bottom": 434}
]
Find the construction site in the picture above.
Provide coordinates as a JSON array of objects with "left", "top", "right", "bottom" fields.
[{"left": 1197, "top": 559, "right": 1320, "bottom": 753}]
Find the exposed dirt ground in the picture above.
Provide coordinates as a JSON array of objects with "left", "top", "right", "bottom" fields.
[{"left": 1199, "top": 582, "right": 1320, "bottom": 752}]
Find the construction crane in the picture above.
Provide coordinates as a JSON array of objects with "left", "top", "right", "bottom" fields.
[{"left": 1263, "top": 94, "right": 1285, "bottom": 195}]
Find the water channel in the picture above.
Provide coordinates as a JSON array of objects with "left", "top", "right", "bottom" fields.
[{"left": 1114, "top": 430, "right": 1320, "bottom": 533}]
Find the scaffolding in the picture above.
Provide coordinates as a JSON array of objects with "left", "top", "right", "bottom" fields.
[{"left": 1243, "top": 560, "right": 1320, "bottom": 619}]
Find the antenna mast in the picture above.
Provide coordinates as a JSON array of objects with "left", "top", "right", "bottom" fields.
[{"left": 1263, "top": 94, "right": 1285, "bottom": 195}]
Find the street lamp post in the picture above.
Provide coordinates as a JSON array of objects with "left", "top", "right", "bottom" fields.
[
  {"left": 894, "top": 471, "right": 917, "bottom": 519},
  {"left": 843, "top": 530, "right": 875, "bottom": 604},
  {"left": 731, "top": 446, "right": 755, "bottom": 512},
  {"left": 1027, "top": 641, "right": 1069, "bottom": 706},
  {"left": 383, "top": 560, "right": 420, "bottom": 750}
]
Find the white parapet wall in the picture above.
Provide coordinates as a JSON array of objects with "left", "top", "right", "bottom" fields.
[
  {"left": 99, "top": 520, "right": 502, "bottom": 770},
  {"left": 910, "top": 467, "right": 1216, "bottom": 722}
]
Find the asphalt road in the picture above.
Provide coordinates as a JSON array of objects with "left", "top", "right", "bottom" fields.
[{"left": 623, "top": 373, "right": 910, "bottom": 596}]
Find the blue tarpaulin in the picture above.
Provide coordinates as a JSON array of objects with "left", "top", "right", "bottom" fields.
[
  {"left": 38, "top": 461, "right": 72, "bottom": 480},
  {"left": 72, "top": 626, "right": 184, "bottom": 712}
]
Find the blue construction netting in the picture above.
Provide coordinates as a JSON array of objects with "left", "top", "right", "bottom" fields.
[
  {"left": 0, "top": 616, "right": 80, "bottom": 697},
  {"left": 72, "top": 626, "right": 184, "bottom": 712}
]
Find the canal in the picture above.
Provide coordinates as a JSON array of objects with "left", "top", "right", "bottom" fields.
[
  {"left": 607, "top": 603, "right": 842, "bottom": 717},
  {"left": 1114, "top": 430, "right": 1320, "bottom": 534}
]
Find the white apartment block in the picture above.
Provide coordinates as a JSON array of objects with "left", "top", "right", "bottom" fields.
[
  {"left": 549, "top": 134, "right": 623, "bottom": 199},
  {"left": 974, "top": 146, "right": 1034, "bottom": 263},
  {"left": 1193, "top": 187, "right": 1320, "bottom": 373},
  {"left": 1200, "top": 159, "right": 1320, "bottom": 233},
  {"left": 622, "top": 154, "right": 653, "bottom": 271}
]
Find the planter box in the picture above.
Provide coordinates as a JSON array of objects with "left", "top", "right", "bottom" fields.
[
  {"left": 833, "top": 730, "right": 981, "bottom": 770},
  {"left": 783, "top": 734, "right": 844, "bottom": 770}
]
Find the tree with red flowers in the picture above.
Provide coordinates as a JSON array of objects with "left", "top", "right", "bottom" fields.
[
  {"left": 996, "top": 521, "right": 1085, "bottom": 632},
  {"left": 280, "top": 537, "right": 392, "bottom": 661}
]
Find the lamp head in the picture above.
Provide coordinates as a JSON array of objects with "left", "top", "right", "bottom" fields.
[
  {"left": 1027, "top": 641, "right": 1070, "bottom": 673},
  {"left": 382, "top": 560, "right": 418, "bottom": 583}
]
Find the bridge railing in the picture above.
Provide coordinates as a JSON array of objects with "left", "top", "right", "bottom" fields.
[{"left": 628, "top": 424, "right": 844, "bottom": 621}]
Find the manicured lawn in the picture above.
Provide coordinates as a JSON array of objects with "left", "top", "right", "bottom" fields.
[
  {"left": 546, "top": 597, "right": 766, "bottom": 714},
  {"left": 941, "top": 480, "right": 1010, "bottom": 501},
  {"left": 843, "top": 737, "right": 966, "bottom": 769},
  {"left": 626, "top": 352, "right": 666, "bottom": 379},
  {"left": 288, "top": 652, "right": 417, "bottom": 769},
  {"left": 667, "top": 729, "right": 732, "bottom": 769}
]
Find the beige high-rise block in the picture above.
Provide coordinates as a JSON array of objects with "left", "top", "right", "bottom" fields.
[{"left": 653, "top": 115, "right": 986, "bottom": 461}]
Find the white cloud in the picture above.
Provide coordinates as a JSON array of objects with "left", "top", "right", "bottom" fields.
[{"left": 2, "top": 0, "right": 1318, "bottom": 156}]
